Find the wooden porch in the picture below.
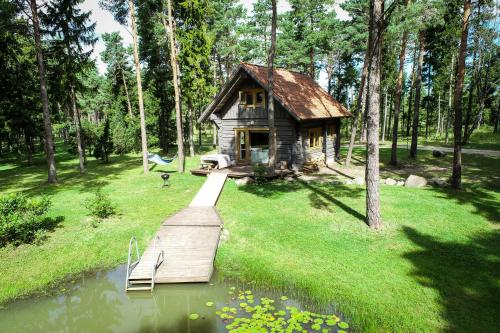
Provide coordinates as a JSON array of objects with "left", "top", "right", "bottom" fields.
[{"left": 190, "top": 165, "right": 293, "bottom": 179}]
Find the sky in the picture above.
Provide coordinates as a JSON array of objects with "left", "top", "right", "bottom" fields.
[{"left": 82, "top": 0, "right": 350, "bottom": 76}]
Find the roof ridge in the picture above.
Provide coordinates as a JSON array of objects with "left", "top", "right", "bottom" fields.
[{"left": 240, "top": 62, "right": 311, "bottom": 77}]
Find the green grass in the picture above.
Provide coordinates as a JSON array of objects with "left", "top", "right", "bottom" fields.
[
  {"left": 1, "top": 144, "right": 499, "bottom": 332},
  {"left": 216, "top": 148, "right": 500, "bottom": 332},
  {"left": 0, "top": 147, "right": 206, "bottom": 304}
]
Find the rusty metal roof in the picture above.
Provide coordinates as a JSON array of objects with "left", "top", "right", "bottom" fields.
[{"left": 199, "top": 63, "right": 351, "bottom": 123}]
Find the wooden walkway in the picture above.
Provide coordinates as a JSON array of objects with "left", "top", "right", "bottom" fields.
[
  {"left": 128, "top": 174, "right": 227, "bottom": 285},
  {"left": 190, "top": 173, "right": 228, "bottom": 207}
]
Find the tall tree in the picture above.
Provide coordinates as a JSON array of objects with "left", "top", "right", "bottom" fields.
[
  {"left": 451, "top": 0, "right": 472, "bottom": 189},
  {"left": 42, "top": 0, "right": 96, "bottom": 174},
  {"left": 409, "top": 31, "right": 425, "bottom": 158},
  {"left": 28, "top": 0, "right": 57, "bottom": 183},
  {"left": 390, "top": 0, "right": 411, "bottom": 166},
  {"left": 365, "top": 0, "right": 383, "bottom": 229},
  {"left": 100, "top": 0, "right": 149, "bottom": 174},
  {"left": 101, "top": 32, "right": 133, "bottom": 118},
  {"left": 345, "top": 43, "right": 369, "bottom": 167},
  {"left": 268, "top": 0, "right": 277, "bottom": 172},
  {"left": 165, "top": 0, "right": 185, "bottom": 172}
]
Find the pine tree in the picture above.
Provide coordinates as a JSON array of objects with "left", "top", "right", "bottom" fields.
[
  {"left": 42, "top": 0, "right": 96, "bottom": 174},
  {"left": 101, "top": 32, "right": 134, "bottom": 118},
  {"left": 268, "top": 0, "right": 277, "bottom": 172},
  {"left": 452, "top": 0, "right": 472, "bottom": 189},
  {"left": 365, "top": 0, "right": 383, "bottom": 229},
  {"left": 26, "top": 0, "right": 58, "bottom": 182},
  {"left": 100, "top": 0, "right": 149, "bottom": 174}
]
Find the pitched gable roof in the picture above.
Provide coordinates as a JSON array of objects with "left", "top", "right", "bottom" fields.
[{"left": 199, "top": 63, "right": 351, "bottom": 123}]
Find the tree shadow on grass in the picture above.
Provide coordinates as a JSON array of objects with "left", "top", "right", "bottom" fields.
[
  {"left": 238, "top": 179, "right": 366, "bottom": 224},
  {"left": 428, "top": 186, "right": 500, "bottom": 224},
  {"left": 0, "top": 154, "right": 152, "bottom": 197},
  {"left": 402, "top": 227, "right": 500, "bottom": 332}
]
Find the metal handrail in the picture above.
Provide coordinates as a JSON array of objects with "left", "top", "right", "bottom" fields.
[
  {"left": 125, "top": 236, "right": 140, "bottom": 291},
  {"left": 150, "top": 235, "right": 165, "bottom": 291}
]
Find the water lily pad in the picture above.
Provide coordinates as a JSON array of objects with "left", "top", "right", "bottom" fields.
[
  {"left": 280, "top": 296, "right": 288, "bottom": 301},
  {"left": 188, "top": 313, "right": 199, "bottom": 320},
  {"left": 205, "top": 301, "right": 214, "bottom": 307},
  {"left": 338, "top": 321, "right": 349, "bottom": 329}
]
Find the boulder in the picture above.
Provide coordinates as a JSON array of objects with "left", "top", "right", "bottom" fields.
[
  {"left": 432, "top": 150, "right": 447, "bottom": 158},
  {"left": 431, "top": 178, "right": 448, "bottom": 187},
  {"left": 405, "top": 175, "right": 427, "bottom": 188},
  {"left": 353, "top": 177, "right": 365, "bottom": 186},
  {"left": 396, "top": 181, "right": 405, "bottom": 186},
  {"left": 235, "top": 176, "right": 254, "bottom": 186},
  {"left": 384, "top": 178, "right": 397, "bottom": 186}
]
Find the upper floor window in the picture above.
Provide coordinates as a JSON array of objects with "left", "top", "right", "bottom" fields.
[
  {"left": 239, "top": 89, "right": 265, "bottom": 108},
  {"left": 309, "top": 127, "right": 323, "bottom": 149}
]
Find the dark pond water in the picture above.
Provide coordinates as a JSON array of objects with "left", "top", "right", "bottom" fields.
[{"left": 0, "top": 265, "right": 347, "bottom": 333}]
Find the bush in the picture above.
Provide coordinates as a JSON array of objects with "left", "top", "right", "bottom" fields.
[
  {"left": 252, "top": 164, "right": 268, "bottom": 184},
  {"left": 84, "top": 189, "right": 115, "bottom": 219},
  {"left": 0, "top": 194, "right": 53, "bottom": 246}
]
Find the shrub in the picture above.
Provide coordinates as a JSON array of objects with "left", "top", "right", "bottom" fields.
[
  {"left": 252, "top": 164, "right": 268, "bottom": 184},
  {"left": 84, "top": 189, "right": 115, "bottom": 219},
  {"left": 0, "top": 194, "right": 53, "bottom": 246}
]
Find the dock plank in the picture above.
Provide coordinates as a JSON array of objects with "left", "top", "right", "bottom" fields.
[
  {"left": 129, "top": 173, "right": 226, "bottom": 285},
  {"left": 189, "top": 173, "right": 227, "bottom": 207}
]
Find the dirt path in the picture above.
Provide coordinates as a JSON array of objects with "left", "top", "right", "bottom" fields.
[{"left": 344, "top": 144, "right": 500, "bottom": 158}]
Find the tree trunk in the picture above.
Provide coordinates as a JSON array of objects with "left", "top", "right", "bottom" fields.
[
  {"left": 29, "top": 0, "right": 57, "bottom": 183},
  {"left": 70, "top": 85, "right": 85, "bottom": 173},
  {"left": 213, "top": 123, "right": 217, "bottom": 146},
  {"left": 406, "top": 46, "right": 417, "bottom": 137},
  {"left": 267, "top": 0, "right": 277, "bottom": 172},
  {"left": 410, "top": 32, "right": 425, "bottom": 158},
  {"left": 121, "top": 69, "right": 133, "bottom": 117},
  {"left": 462, "top": 3, "right": 480, "bottom": 145},
  {"left": 435, "top": 93, "right": 441, "bottom": 138},
  {"left": 365, "top": 0, "right": 383, "bottom": 229},
  {"left": 425, "top": 62, "right": 431, "bottom": 140},
  {"left": 360, "top": 79, "right": 369, "bottom": 143},
  {"left": 463, "top": 49, "right": 476, "bottom": 144},
  {"left": 390, "top": 29, "right": 408, "bottom": 165},
  {"left": 188, "top": 106, "right": 195, "bottom": 157},
  {"left": 452, "top": 0, "right": 472, "bottom": 189},
  {"left": 494, "top": 101, "right": 499, "bottom": 133},
  {"left": 129, "top": 0, "right": 149, "bottom": 174},
  {"left": 345, "top": 43, "right": 369, "bottom": 166},
  {"left": 165, "top": 1, "right": 185, "bottom": 172},
  {"left": 445, "top": 54, "right": 455, "bottom": 143},
  {"left": 381, "top": 89, "right": 388, "bottom": 143}
]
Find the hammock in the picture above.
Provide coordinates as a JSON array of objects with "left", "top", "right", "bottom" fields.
[{"left": 148, "top": 153, "right": 177, "bottom": 165}]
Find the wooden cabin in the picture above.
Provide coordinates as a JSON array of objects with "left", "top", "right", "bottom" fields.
[{"left": 198, "top": 63, "right": 351, "bottom": 171}]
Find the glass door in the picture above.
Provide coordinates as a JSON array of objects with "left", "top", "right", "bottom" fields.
[{"left": 236, "top": 130, "right": 250, "bottom": 163}]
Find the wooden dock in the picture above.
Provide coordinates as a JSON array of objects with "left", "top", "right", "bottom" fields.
[{"left": 127, "top": 174, "right": 227, "bottom": 288}]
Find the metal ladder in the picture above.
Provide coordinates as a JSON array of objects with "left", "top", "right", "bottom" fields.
[{"left": 125, "top": 236, "right": 164, "bottom": 292}]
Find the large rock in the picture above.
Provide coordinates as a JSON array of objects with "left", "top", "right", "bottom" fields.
[
  {"left": 235, "top": 176, "right": 254, "bottom": 186},
  {"left": 432, "top": 150, "right": 447, "bottom": 158},
  {"left": 431, "top": 178, "right": 448, "bottom": 187},
  {"left": 405, "top": 175, "right": 427, "bottom": 188},
  {"left": 384, "top": 178, "right": 397, "bottom": 186}
]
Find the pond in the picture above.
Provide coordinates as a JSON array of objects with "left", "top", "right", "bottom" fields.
[{"left": 0, "top": 265, "right": 349, "bottom": 332}]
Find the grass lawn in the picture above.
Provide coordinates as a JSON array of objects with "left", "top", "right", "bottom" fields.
[
  {"left": 216, "top": 148, "right": 500, "bottom": 332},
  {"left": 0, "top": 148, "right": 205, "bottom": 304},
  {"left": 1, "top": 145, "right": 499, "bottom": 332}
]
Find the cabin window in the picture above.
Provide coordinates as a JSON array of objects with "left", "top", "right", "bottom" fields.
[
  {"left": 308, "top": 127, "right": 323, "bottom": 149},
  {"left": 239, "top": 89, "right": 265, "bottom": 108}
]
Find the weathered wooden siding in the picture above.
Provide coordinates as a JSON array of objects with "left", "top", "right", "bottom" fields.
[
  {"left": 209, "top": 76, "right": 340, "bottom": 170},
  {"left": 293, "top": 119, "right": 338, "bottom": 168},
  {"left": 212, "top": 77, "right": 297, "bottom": 164}
]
